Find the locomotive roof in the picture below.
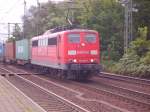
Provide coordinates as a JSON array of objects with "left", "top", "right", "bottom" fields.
[{"left": 31, "top": 29, "right": 98, "bottom": 41}]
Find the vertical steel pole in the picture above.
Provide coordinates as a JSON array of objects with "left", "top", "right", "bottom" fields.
[
  {"left": 130, "top": 0, "right": 133, "bottom": 42},
  {"left": 8, "top": 23, "right": 10, "bottom": 38},
  {"left": 124, "top": 3, "right": 128, "bottom": 54},
  {"left": 23, "top": 0, "right": 26, "bottom": 39},
  {"left": 123, "top": 0, "right": 133, "bottom": 54},
  {"left": 67, "top": 0, "right": 76, "bottom": 25},
  {"left": 37, "top": 0, "right": 40, "bottom": 35}
]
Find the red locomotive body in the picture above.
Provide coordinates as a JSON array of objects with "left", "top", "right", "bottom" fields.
[{"left": 31, "top": 29, "right": 100, "bottom": 80}]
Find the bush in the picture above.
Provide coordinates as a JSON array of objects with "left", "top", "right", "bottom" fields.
[
  {"left": 103, "top": 27, "right": 150, "bottom": 78},
  {"left": 101, "top": 59, "right": 116, "bottom": 72},
  {"left": 110, "top": 38, "right": 150, "bottom": 78},
  {"left": 140, "top": 52, "right": 150, "bottom": 65},
  {"left": 111, "top": 53, "right": 150, "bottom": 77},
  {"left": 111, "top": 53, "right": 140, "bottom": 74},
  {"left": 130, "top": 38, "right": 150, "bottom": 57}
]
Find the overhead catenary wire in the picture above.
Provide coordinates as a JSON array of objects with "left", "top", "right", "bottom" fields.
[{"left": 0, "top": 0, "right": 25, "bottom": 40}]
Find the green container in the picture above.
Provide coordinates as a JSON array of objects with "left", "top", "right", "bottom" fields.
[{"left": 16, "top": 39, "right": 30, "bottom": 60}]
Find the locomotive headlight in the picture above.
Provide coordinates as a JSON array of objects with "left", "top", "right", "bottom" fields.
[
  {"left": 73, "top": 59, "right": 77, "bottom": 63},
  {"left": 81, "top": 43, "right": 85, "bottom": 46},
  {"left": 91, "top": 59, "right": 94, "bottom": 62},
  {"left": 90, "top": 50, "right": 97, "bottom": 55},
  {"left": 68, "top": 50, "right": 76, "bottom": 55}
]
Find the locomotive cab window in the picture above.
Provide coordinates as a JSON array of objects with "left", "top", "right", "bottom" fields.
[
  {"left": 68, "top": 34, "right": 80, "bottom": 43},
  {"left": 85, "top": 34, "right": 96, "bottom": 43}
]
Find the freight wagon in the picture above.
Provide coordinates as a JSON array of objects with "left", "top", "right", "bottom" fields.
[
  {"left": 15, "top": 39, "right": 30, "bottom": 65},
  {"left": 0, "top": 42, "right": 4, "bottom": 61},
  {"left": 5, "top": 41, "right": 16, "bottom": 63},
  {"left": 2, "top": 26, "right": 101, "bottom": 80}
]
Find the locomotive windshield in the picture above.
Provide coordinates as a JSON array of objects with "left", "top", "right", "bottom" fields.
[
  {"left": 85, "top": 34, "right": 96, "bottom": 43},
  {"left": 68, "top": 34, "right": 80, "bottom": 43}
]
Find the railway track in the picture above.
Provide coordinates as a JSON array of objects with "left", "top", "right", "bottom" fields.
[
  {"left": 92, "top": 78, "right": 150, "bottom": 105},
  {"left": 98, "top": 72, "right": 150, "bottom": 95},
  {"left": 68, "top": 80, "right": 150, "bottom": 112},
  {"left": 1, "top": 65, "right": 150, "bottom": 112},
  {"left": 0, "top": 66, "right": 89, "bottom": 112},
  {"left": 0, "top": 65, "right": 127, "bottom": 112},
  {"left": 93, "top": 73, "right": 150, "bottom": 104},
  {"left": 100, "top": 72, "right": 150, "bottom": 86},
  {"left": 36, "top": 72, "right": 150, "bottom": 112},
  {"left": 19, "top": 72, "right": 150, "bottom": 112}
]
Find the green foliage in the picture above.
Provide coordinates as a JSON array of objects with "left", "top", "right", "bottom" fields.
[
  {"left": 112, "top": 53, "right": 140, "bottom": 75},
  {"left": 128, "top": 27, "right": 150, "bottom": 57},
  {"left": 101, "top": 59, "right": 116, "bottom": 72},
  {"left": 112, "top": 27, "right": 150, "bottom": 78},
  {"left": 133, "top": 0, "right": 150, "bottom": 40},
  {"left": 138, "top": 26, "right": 148, "bottom": 39},
  {"left": 110, "top": 50, "right": 122, "bottom": 61},
  {"left": 12, "top": 0, "right": 124, "bottom": 60},
  {"left": 12, "top": 24, "right": 23, "bottom": 40},
  {"left": 112, "top": 52, "right": 150, "bottom": 77},
  {"left": 15, "top": 2, "right": 69, "bottom": 39},
  {"left": 140, "top": 52, "right": 150, "bottom": 65},
  {"left": 7, "top": 37, "right": 16, "bottom": 42},
  {"left": 77, "top": 0, "right": 124, "bottom": 59},
  {"left": 130, "top": 38, "right": 150, "bottom": 56},
  {"left": 11, "top": 0, "right": 150, "bottom": 74}
]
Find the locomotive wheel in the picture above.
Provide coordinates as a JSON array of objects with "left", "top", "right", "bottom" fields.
[
  {"left": 67, "top": 70, "right": 75, "bottom": 80},
  {"left": 25, "top": 63, "right": 32, "bottom": 70},
  {"left": 60, "top": 70, "right": 67, "bottom": 80},
  {"left": 76, "top": 70, "right": 91, "bottom": 81}
]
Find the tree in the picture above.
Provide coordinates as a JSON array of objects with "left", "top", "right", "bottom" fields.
[
  {"left": 133, "top": 0, "right": 150, "bottom": 40},
  {"left": 112, "top": 26, "right": 150, "bottom": 77},
  {"left": 12, "top": 0, "right": 150, "bottom": 62},
  {"left": 20, "top": 1, "right": 68, "bottom": 39},
  {"left": 76, "top": 0, "right": 124, "bottom": 60},
  {"left": 12, "top": 24, "right": 22, "bottom": 40}
]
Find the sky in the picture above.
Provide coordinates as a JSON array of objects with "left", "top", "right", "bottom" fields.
[{"left": 0, "top": 0, "right": 64, "bottom": 41}]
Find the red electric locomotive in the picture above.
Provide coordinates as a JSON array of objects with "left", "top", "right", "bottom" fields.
[{"left": 31, "top": 27, "right": 100, "bottom": 80}]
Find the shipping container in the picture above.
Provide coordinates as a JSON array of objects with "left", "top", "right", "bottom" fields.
[
  {"left": 15, "top": 39, "right": 30, "bottom": 64},
  {"left": 5, "top": 41, "right": 16, "bottom": 63},
  {"left": 0, "top": 42, "right": 4, "bottom": 61}
]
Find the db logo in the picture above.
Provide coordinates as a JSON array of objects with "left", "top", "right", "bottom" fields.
[{"left": 77, "top": 51, "right": 89, "bottom": 54}]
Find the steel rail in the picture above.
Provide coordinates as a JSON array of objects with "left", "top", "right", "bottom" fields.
[
  {"left": 100, "top": 72, "right": 150, "bottom": 86},
  {"left": 0, "top": 66, "right": 90, "bottom": 112}
]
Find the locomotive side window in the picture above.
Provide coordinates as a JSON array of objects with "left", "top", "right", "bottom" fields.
[
  {"left": 68, "top": 34, "right": 80, "bottom": 43},
  {"left": 32, "top": 40, "right": 38, "bottom": 47},
  {"left": 38, "top": 39, "right": 48, "bottom": 46},
  {"left": 48, "top": 37, "right": 57, "bottom": 45},
  {"left": 85, "top": 34, "right": 96, "bottom": 43},
  {"left": 38, "top": 40, "right": 41, "bottom": 46},
  {"left": 44, "top": 39, "right": 48, "bottom": 46}
]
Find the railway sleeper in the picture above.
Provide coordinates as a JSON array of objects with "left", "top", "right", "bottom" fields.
[
  {"left": 0, "top": 73, "right": 34, "bottom": 77},
  {"left": 0, "top": 73, "right": 14, "bottom": 77}
]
